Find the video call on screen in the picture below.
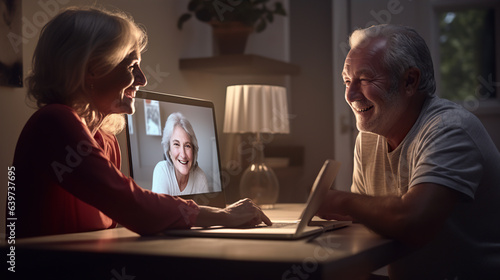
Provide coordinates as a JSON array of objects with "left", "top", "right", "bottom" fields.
[{"left": 127, "top": 98, "right": 222, "bottom": 196}]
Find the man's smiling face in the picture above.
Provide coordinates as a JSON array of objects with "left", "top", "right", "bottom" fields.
[{"left": 342, "top": 38, "right": 407, "bottom": 137}]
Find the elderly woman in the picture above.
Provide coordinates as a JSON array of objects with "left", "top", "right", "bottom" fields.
[
  {"left": 11, "top": 6, "right": 270, "bottom": 238},
  {"left": 152, "top": 112, "right": 209, "bottom": 195}
]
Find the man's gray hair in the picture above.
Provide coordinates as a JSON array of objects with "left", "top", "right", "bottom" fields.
[{"left": 350, "top": 24, "right": 436, "bottom": 96}]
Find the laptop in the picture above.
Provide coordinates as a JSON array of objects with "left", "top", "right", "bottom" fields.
[
  {"left": 126, "top": 90, "right": 350, "bottom": 239},
  {"left": 126, "top": 90, "right": 226, "bottom": 207},
  {"left": 165, "top": 159, "right": 351, "bottom": 239}
]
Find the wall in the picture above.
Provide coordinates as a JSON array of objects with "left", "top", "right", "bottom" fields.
[
  {"left": 0, "top": 0, "right": 42, "bottom": 239},
  {"left": 286, "top": 0, "right": 334, "bottom": 196}
]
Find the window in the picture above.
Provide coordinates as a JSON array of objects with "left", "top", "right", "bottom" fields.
[{"left": 437, "top": 8, "right": 497, "bottom": 102}]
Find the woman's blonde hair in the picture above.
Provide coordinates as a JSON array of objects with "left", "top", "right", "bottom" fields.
[{"left": 26, "top": 6, "right": 148, "bottom": 134}]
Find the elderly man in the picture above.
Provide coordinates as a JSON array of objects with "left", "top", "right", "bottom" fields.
[{"left": 318, "top": 24, "right": 500, "bottom": 279}]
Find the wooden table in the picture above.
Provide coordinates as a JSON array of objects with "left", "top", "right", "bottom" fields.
[{"left": 3, "top": 204, "right": 409, "bottom": 279}]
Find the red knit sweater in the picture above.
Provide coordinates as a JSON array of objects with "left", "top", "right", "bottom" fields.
[{"left": 11, "top": 104, "right": 199, "bottom": 238}]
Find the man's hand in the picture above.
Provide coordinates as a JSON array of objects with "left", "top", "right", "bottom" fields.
[
  {"left": 317, "top": 190, "right": 353, "bottom": 221},
  {"left": 316, "top": 185, "right": 459, "bottom": 247}
]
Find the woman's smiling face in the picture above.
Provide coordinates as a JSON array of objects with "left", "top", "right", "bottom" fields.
[
  {"left": 90, "top": 49, "right": 147, "bottom": 115},
  {"left": 169, "top": 125, "right": 194, "bottom": 178}
]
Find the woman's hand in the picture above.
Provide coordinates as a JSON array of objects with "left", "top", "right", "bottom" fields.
[
  {"left": 223, "top": 198, "right": 273, "bottom": 227},
  {"left": 195, "top": 198, "right": 272, "bottom": 228}
]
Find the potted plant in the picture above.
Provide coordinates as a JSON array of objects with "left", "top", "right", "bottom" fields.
[{"left": 177, "top": 0, "right": 287, "bottom": 54}]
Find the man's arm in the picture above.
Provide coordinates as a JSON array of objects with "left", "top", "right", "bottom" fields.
[{"left": 318, "top": 183, "right": 459, "bottom": 247}]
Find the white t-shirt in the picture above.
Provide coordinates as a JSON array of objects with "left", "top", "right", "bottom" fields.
[
  {"left": 352, "top": 95, "right": 500, "bottom": 279},
  {"left": 152, "top": 160, "right": 209, "bottom": 196}
]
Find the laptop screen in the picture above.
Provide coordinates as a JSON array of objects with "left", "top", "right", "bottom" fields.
[{"left": 126, "top": 90, "right": 225, "bottom": 207}]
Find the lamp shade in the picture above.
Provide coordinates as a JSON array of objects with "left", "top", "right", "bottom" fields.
[{"left": 223, "top": 85, "right": 290, "bottom": 134}]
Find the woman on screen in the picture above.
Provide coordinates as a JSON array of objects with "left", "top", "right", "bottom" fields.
[
  {"left": 152, "top": 112, "right": 209, "bottom": 195},
  {"left": 11, "top": 6, "right": 270, "bottom": 238}
]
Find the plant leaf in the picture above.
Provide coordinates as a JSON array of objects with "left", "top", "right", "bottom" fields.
[
  {"left": 274, "top": 2, "right": 287, "bottom": 16},
  {"left": 256, "top": 19, "right": 267, "bottom": 33},
  {"left": 266, "top": 12, "right": 274, "bottom": 23},
  {"left": 187, "top": 0, "right": 199, "bottom": 12},
  {"left": 177, "top": 14, "right": 192, "bottom": 30},
  {"left": 195, "top": 8, "right": 212, "bottom": 22}
]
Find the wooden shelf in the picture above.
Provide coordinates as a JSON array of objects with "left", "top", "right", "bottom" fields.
[{"left": 179, "top": 54, "right": 300, "bottom": 75}]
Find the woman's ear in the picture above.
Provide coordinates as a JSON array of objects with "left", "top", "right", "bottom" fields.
[
  {"left": 84, "top": 69, "right": 96, "bottom": 91},
  {"left": 404, "top": 67, "right": 421, "bottom": 96}
]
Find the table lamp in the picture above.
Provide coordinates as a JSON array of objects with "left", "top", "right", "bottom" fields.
[{"left": 224, "top": 85, "right": 290, "bottom": 209}]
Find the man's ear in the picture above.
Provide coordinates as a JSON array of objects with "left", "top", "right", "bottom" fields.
[{"left": 404, "top": 67, "right": 421, "bottom": 96}]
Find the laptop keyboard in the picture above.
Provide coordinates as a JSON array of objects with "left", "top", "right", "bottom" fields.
[
  {"left": 255, "top": 222, "right": 298, "bottom": 228},
  {"left": 269, "top": 223, "right": 295, "bottom": 228}
]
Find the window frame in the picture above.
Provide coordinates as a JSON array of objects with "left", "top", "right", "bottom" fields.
[{"left": 432, "top": 0, "right": 500, "bottom": 116}]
